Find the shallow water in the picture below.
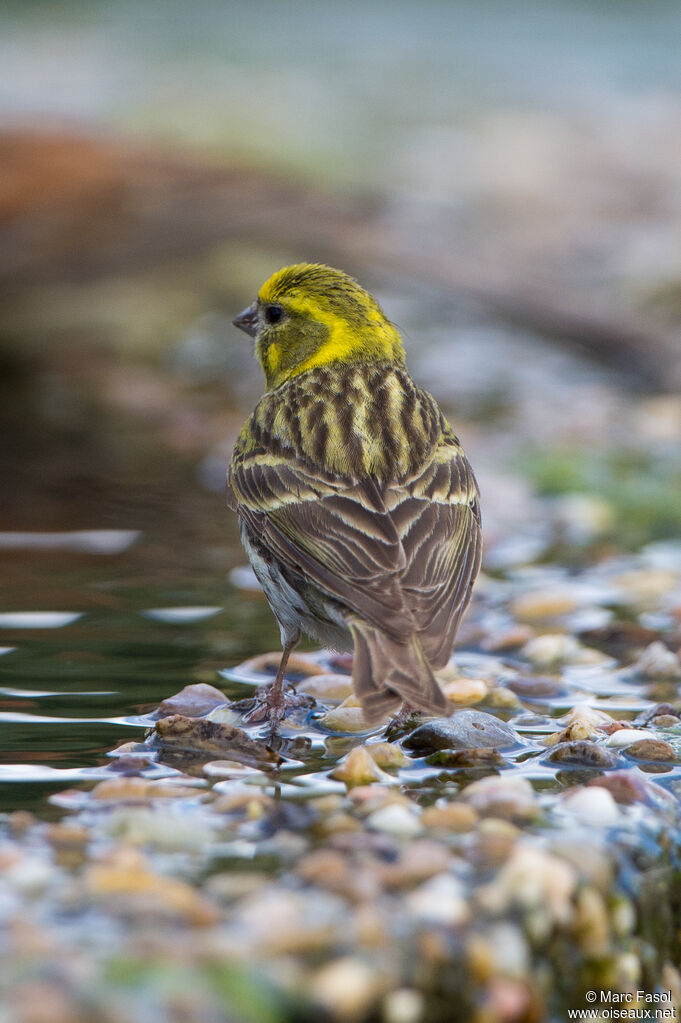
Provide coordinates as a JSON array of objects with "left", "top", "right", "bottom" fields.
[{"left": 0, "top": 510, "right": 274, "bottom": 813}]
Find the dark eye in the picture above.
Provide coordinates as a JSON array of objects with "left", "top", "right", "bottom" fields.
[{"left": 264, "top": 303, "right": 285, "bottom": 325}]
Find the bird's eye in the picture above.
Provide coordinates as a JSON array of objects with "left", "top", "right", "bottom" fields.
[{"left": 264, "top": 304, "right": 285, "bottom": 325}]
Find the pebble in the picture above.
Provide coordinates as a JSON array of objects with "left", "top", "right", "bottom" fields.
[
  {"left": 511, "top": 589, "right": 578, "bottom": 621},
  {"left": 205, "top": 704, "right": 244, "bottom": 725},
  {"left": 605, "top": 729, "right": 644, "bottom": 748},
  {"left": 507, "top": 676, "right": 564, "bottom": 699},
  {"left": 485, "top": 687, "right": 522, "bottom": 709},
  {"left": 588, "top": 770, "right": 679, "bottom": 810},
  {"left": 152, "top": 714, "right": 281, "bottom": 765},
  {"left": 104, "top": 806, "right": 216, "bottom": 851},
  {"left": 310, "top": 957, "right": 386, "bottom": 1021},
  {"left": 547, "top": 741, "right": 620, "bottom": 769},
  {"left": 560, "top": 786, "right": 621, "bottom": 826},
  {"left": 650, "top": 713, "right": 681, "bottom": 726},
  {"left": 441, "top": 677, "right": 489, "bottom": 705},
  {"left": 634, "top": 702, "right": 678, "bottom": 725},
  {"left": 330, "top": 746, "right": 391, "bottom": 787},
  {"left": 85, "top": 849, "right": 217, "bottom": 925},
  {"left": 406, "top": 873, "right": 470, "bottom": 926},
  {"left": 460, "top": 776, "right": 538, "bottom": 821},
  {"left": 379, "top": 839, "right": 452, "bottom": 889},
  {"left": 623, "top": 738, "right": 676, "bottom": 762},
  {"left": 613, "top": 570, "right": 678, "bottom": 606},
  {"left": 203, "top": 759, "right": 264, "bottom": 779},
  {"left": 366, "top": 804, "right": 422, "bottom": 838},
  {"left": 481, "top": 624, "right": 535, "bottom": 652},
  {"left": 5, "top": 856, "right": 53, "bottom": 897},
  {"left": 382, "top": 989, "right": 425, "bottom": 1023},
  {"left": 239, "top": 651, "right": 326, "bottom": 676},
  {"left": 403, "top": 711, "right": 519, "bottom": 752},
  {"left": 544, "top": 720, "right": 600, "bottom": 746},
  {"left": 420, "top": 802, "right": 479, "bottom": 833},
  {"left": 574, "top": 886, "right": 610, "bottom": 958},
  {"left": 629, "top": 641, "right": 681, "bottom": 681},
  {"left": 297, "top": 674, "right": 354, "bottom": 702},
  {"left": 365, "top": 742, "right": 410, "bottom": 769},
  {"left": 320, "top": 697, "right": 375, "bottom": 733},
  {"left": 521, "top": 633, "right": 584, "bottom": 667},
  {"left": 425, "top": 747, "right": 505, "bottom": 768},
  {"left": 90, "top": 777, "right": 201, "bottom": 802},
  {"left": 155, "top": 682, "right": 228, "bottom": 719},
  {"left": 478, "top": 843, "right": 577, "bottom": 929}
]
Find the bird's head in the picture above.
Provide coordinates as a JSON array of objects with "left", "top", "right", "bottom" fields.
[{"left": 232, "top": 263, "right": 406, "bottom": 390}]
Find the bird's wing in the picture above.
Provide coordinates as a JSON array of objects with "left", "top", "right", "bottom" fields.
[
  {"left": 229, "top": 449, "right": 416, "bottom": 640},
  {"left": 388, "top": 431, "right": 482, "bottom": 668}
]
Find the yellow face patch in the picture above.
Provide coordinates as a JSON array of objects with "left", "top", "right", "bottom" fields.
[{"left": 255, "top": 263, "right": 406, "bottom": 388}]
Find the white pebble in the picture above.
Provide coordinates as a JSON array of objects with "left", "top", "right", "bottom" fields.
[
  {"left": 366, "top": 804, "right": 422, "bottom": 838},
  {"left": 560, "top": 787, "right": 620, "bottom": 826},
  {"left": 605, "top": 729, "right": 644, "bottom": 748},
  {"left": 383, "top": 989, "right": 425, "bottom": 1023},
  {"left": 406, "top": 873, "right": 469, "bottom": 926}
]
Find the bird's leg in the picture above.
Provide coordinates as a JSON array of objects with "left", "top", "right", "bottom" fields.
[{"left": 264, "top": 638, "right": 297, "bottom": 733}]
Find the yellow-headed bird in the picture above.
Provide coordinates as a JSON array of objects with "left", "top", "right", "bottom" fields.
[{"left": 228, "top": 264, "right": 481, "bottom": 730}]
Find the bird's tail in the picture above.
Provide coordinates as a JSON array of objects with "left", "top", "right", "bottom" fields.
[{"left": 349, "top": 621, "right": 449, "bottom": 726}]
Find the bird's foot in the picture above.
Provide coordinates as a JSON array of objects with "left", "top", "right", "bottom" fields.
[
  {"left": 384, "top": 701, "right": 420, "bottom": 739},
  {"left": 242, "top": 684, "right": 314, "bottom": 729}
]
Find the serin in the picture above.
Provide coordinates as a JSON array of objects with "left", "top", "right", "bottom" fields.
[{"left": 228, "top": 263, "right": 481, "bottom": 731}]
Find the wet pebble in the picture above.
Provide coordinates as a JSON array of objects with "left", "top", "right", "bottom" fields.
[
  {"left": 481, "top": 624, "right": 535, "bottom": 653},
  {"left": 521, "top": 633, "right": 585, "bottom": 667},
  {"left": 623, "top": 738, "right": 677, "bottom": 762},
  {"left": 511, "top": 589, "right": 578, "bottom": 621},
  {"left": 85, "top": 848, "right": 218, "bottom": 925},
  {"left": 560, "top": 786, "right": 620, "bottom": 826},
  {"left": 425, "top": 747, "right": 505, "bottom": 768},
  {"left": 544, "top": 720, "right": 601, "bottom": 746},
  {"left": 297, "top": 674, "right": 354, "bottom": 702},
  {"left": 365, "top": 742, "right": 410, "bottom": 769},
  {"left": 382, "top": 989, "right": 425, "bottom": 1023},
  {"left": 420, "top": 801, "right": 479, "bottom": 832},
  {"left": 155, "top": 682, "right": 228, "bottom": 719},
  {"left": 441, "top": 677, "right": 489, "bottom": 705},
  {"left": 366, "top": 803, "right": 422, "bottom": 838},
  {"left": 628, "top": 641, "right": 681, "bottom": 681},
  {"left": 403, "top": 711, "right": 519, "bottom": 752},
  {"left": 634, "top": 702, "right": 679, "bottom": 725},
  {"left": 239, "top": 651, "right": 326, "bottom": 676},
  {"left": 460, "top": 776, "right": 538, "bottom": 821},
  {"left": 330, "top": 746, "right": 391, "bottom": 787},
  {"left": 310, "top": 956, "right": 387, "bottom": 1022},
  {"left": 588, "top": 770, "right": 678, "bottom": 810},
  {"left": 605, "top": 728, "right": 645, "bottom": 748},
  {"left": 547, "top": 741, "right": 620, "bottom": 769},
  {"left": 478, "top": 843, "right": 576, "bottom": 929},
  {"left": 406, "top": 872, "right": 470, "bottom": 926},
  {"left": 506, "top": 676, "right": 565, "bottom": 699},
  {"left": 320, "top": 697, "right": 374, "bottom": 733}
]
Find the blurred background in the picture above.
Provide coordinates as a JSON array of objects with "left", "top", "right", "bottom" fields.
[{"left": 1, "top": 0, "right": 681, "bottom": 806}]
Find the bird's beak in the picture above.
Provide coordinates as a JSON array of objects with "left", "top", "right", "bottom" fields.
[{"left": 232, "top": 302, "right": 259, "bottom": 338}]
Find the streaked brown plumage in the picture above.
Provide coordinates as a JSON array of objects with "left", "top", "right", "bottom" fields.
[{"left": 228, "top": 264, "right": 481, "bottom": 728}]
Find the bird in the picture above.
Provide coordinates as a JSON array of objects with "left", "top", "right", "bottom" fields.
[{"left": 227, "top": 263, "right": 481, "bottom": 732}]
